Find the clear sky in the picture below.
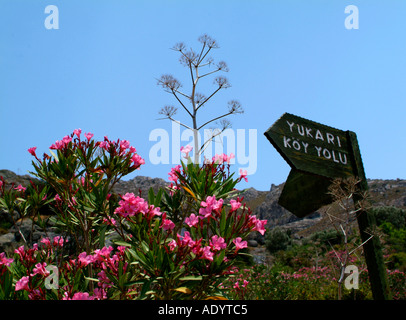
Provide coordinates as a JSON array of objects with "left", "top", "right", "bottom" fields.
[{"left": 1, "top": 0, "right": 405, "bottom": 191}]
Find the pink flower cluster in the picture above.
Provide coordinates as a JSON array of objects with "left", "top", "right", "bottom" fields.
[
  {"left": 180, "top": 145, "right": 193, "bottom": 158},
  {"left": 169, "top": 232, "right": 247, "bottom": 263},
  {"left": 170, "top": 232, "right": 228, "bottom": 262},
  {"left": 114, "top": 192, "right": 162, "bottom": 219},
  {"left": 0, "top": 252, "right": 14, "bottom": 271},
  {"left": 31, "top": 129, "right": 145, "bottom": 172},
  {"left": 50, "top": 135, "right": 73, "bottom": 150},
  {"left": 211, "top": 153, "right": 235, "bottom": 164},
  {"left": 168, "top": 165, "right": 182, "bottom": 182},
  {"left": 249, "top": 215, "right": 267, "bottom": 235},
  {"left": 199, "top": 195, "right": 223, "bottom": 218},
  {"left": 98, "top": 135, "right": 145, "bottom": 169}
]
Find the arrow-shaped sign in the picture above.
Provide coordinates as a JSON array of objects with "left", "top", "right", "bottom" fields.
[
  {"left": 264, "top": 112, "right": 390, "bottom": 300},
  {"left": 264, "top": 113, "right": 354, "bottom": 179}
]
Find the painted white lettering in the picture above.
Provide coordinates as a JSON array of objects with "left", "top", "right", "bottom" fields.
[
  {"left": 305, "top": 127, "right": 313, "bottom": 138},
  {"left": 315, "top": 130, "right": 324, "bottom": 141},
  {"left": 297, "top": 125, "right": 304, "bottom": 136},
  {"left": 323, "top": 148, "right": 331, "bottom": 159},
  {"left": 283, "top": 136, "right": 291, "bottom": 148},
  {"left": 301, "top": 141, "right": 309, "bottom": 153},
  {"left": 286, "top": 121, "right": 295, "bottom": 133},
  {"left": 326, "top": 133, "right": 335, "bottom": 145},
  {"left": 339, "top": 152, "right": 347, "bottom": 165},
  {"left": 292, "top": 140, "right": 301, "bottom": 151},
  {"left": 315, "top": 146, "right": 322, "bottom": 157},
  {"left": 337, "top": 136, "right": 342, "bottom": 147}
]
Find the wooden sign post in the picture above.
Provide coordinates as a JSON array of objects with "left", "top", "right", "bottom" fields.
[{"left": 264, "top": 113, "right": 390, "bottom": 300}]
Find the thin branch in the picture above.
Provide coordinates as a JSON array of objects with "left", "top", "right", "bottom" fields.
[
  {"left": 172, "top": 88, "right": 191, "bottom": 100},
  {"left": 197, "top": 112, "right": 233, "bottom": 131},
  {"left": 349, "top": 234, "right": 374, "bottom": 255},
  {"left": 197, "top": 42, "right": 206, "bottom": 65},
  {"left": 196, "top": 86, "right": 223, "bottom": 111},
  {"left": 198, "top": 128, "right": 225, "bottom": 154},
  {"left": 199, "top": 68, "right": 222, "bottom": 79},
  {"left": 164, "top": 117, "right": 193, "bottom": 130},
  {"left": 198, "top": 46, "right": 212, "bottom": 65},
  {"left": 172, "top": 91, "right": 193, "bottom": 118}
]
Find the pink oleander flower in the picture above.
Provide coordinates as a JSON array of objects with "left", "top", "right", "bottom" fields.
[
  {"left": 54, "top": 194, "right": 62, "bottom": 201},
  {"left": 93, "top": 246, "right": 114, "bottom": 261},
  {"left": 168, "top": 239, "right": 177, "bottom": 251},
  {"left": 93, "top": 288, "right": 107, "bottom": 300},
  {"left": 0, "top": 252, "right": 13, "bottom": 267},
  {"left": 62, "top": 135, "right": 72, "bottom": 145},
  {"left": 199, "top": 195, "right": 223, "bottom": 218},
  {"left": 130, "top": 154, "right": 145, "bottom": 168},
  {"left": 162, "top": 218, "right": 175, "bottom": 231},
  {"left": 71, "top": 292, "right": 95, "bottom": 300},
  {"left": 78, "top": 252, "right": 94, "bottom": 267},
  {"left": 0, "top": 180, "right": 3, "bottom": 188},
  {"left": 233, "top": 237, "right": 248, "bottom": 251},
  {"left": 224, "top": 153, "right": 235, "bottom": 164},
  {"left": 15, "top": 276, "right": 30, "bottom": 291},
  {"left": 99, "top": 140, "right": 110, "bottom": 151},
  {"left": 184, "top": 214, "right": 199, "bottom": 227},
  {"left": 119, "top": 139, "right": 130, "bottom": 153},
  {"left": 50, "top": 139, "right": 64, "bottom": 150},
  {"left": 84, "top": 132, "right": 94, "bottom": 141},
  {"left": 73, "top": 128, "right": 82, "bottom": 138},
  {"left": 210, "top": 235, "right": 227, "bottom": 251},
  {"left": 239, "top": 169, "right": 248, "bottom": 182},
  {"left": 250, "top": 216, "right": 267, "bottom": 235},
  {"left": 115, "top": 192, "right": 149, "bottom": 217},
  {"left": 31, "top": 262, "right": 50, "bottom": 277},
  {"left": 14, "top": 245, "right": 25, "bottom": 260},
  {"left": 168, "top": 165, "right": 182, "bottom": 182},
  {"left": 14, "top": 184, "right": 26, "bottom": 192},
  {"left": 180, "top": 231, "right": 195, "bottom": 247},
  {"left": 28, "top": 147, "right": 37, "bottom": 157},
  {"left": 230, "top": 199, "right": 242, "bottom": 211},
  {"left": 211, "top": 153, "right": 235, "bottom": 164},
  {"left": 201, "top": 246, "right": 214, "bottom": 261},
  {"left": 180, "top": 145, "right": 193, "bottom": 158},
  {"left": 53, "top": 236, "right": 65, "bottom": 248}
]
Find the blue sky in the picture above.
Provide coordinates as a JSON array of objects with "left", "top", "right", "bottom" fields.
[{"left": 1, "top": 0, "right": 405, "bottom": 191}]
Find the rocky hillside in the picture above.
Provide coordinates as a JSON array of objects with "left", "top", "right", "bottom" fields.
[{"left": 1, "top": 169, "right": 405, "bottom": 252}]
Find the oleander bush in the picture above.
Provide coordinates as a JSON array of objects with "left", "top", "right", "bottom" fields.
[{"left": 0, "top": 129, "right": 266, "bottom": 300}]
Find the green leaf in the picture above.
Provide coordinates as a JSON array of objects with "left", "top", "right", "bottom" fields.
[
  {"left": 179, "top": 275, "right": 203, "bottom": 281},
  {"left": 84, "top": 276, "right": 100, "bottom": 283},
  {"left": 99, "top": 224, "right": 107, "bottom": 248},
  {"left": 113, "top": 240, "right": 131, "bottom": 247}
]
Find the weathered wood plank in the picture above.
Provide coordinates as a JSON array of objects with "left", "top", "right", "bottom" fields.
[{"left": 264, "top": 113, "right": 354, "bottom": 179}]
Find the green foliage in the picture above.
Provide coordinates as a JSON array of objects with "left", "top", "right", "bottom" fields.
[
  {"left": 265, "top": 227, "right": 291, "bottom": 253},
  {"left": 310, "top": 229, "right": 344, "bottom": 247},
  {"left": 0, "top": 131, "right": 265, "bottom": 300},
  {"left": 371, "top": 206, "right": 406, "bottom": 229}
]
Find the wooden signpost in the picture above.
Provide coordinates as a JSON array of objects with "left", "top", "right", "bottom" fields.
[{"left": 264, "top": 113, "right": 390, "bottom": 300}]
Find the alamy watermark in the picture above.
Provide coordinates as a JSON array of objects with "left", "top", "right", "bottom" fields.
[
  {"left": 345, "top": 5, "right": 359, "bottom": 30},
  {"left": 149, "top": 122, "right": 258, "bottom": 175},
  {"left": 44, "top": 5, "right": 59, "bottom": 30},
  {"left": 344, "top": 265, "right": 359, "bottom": 290}
]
